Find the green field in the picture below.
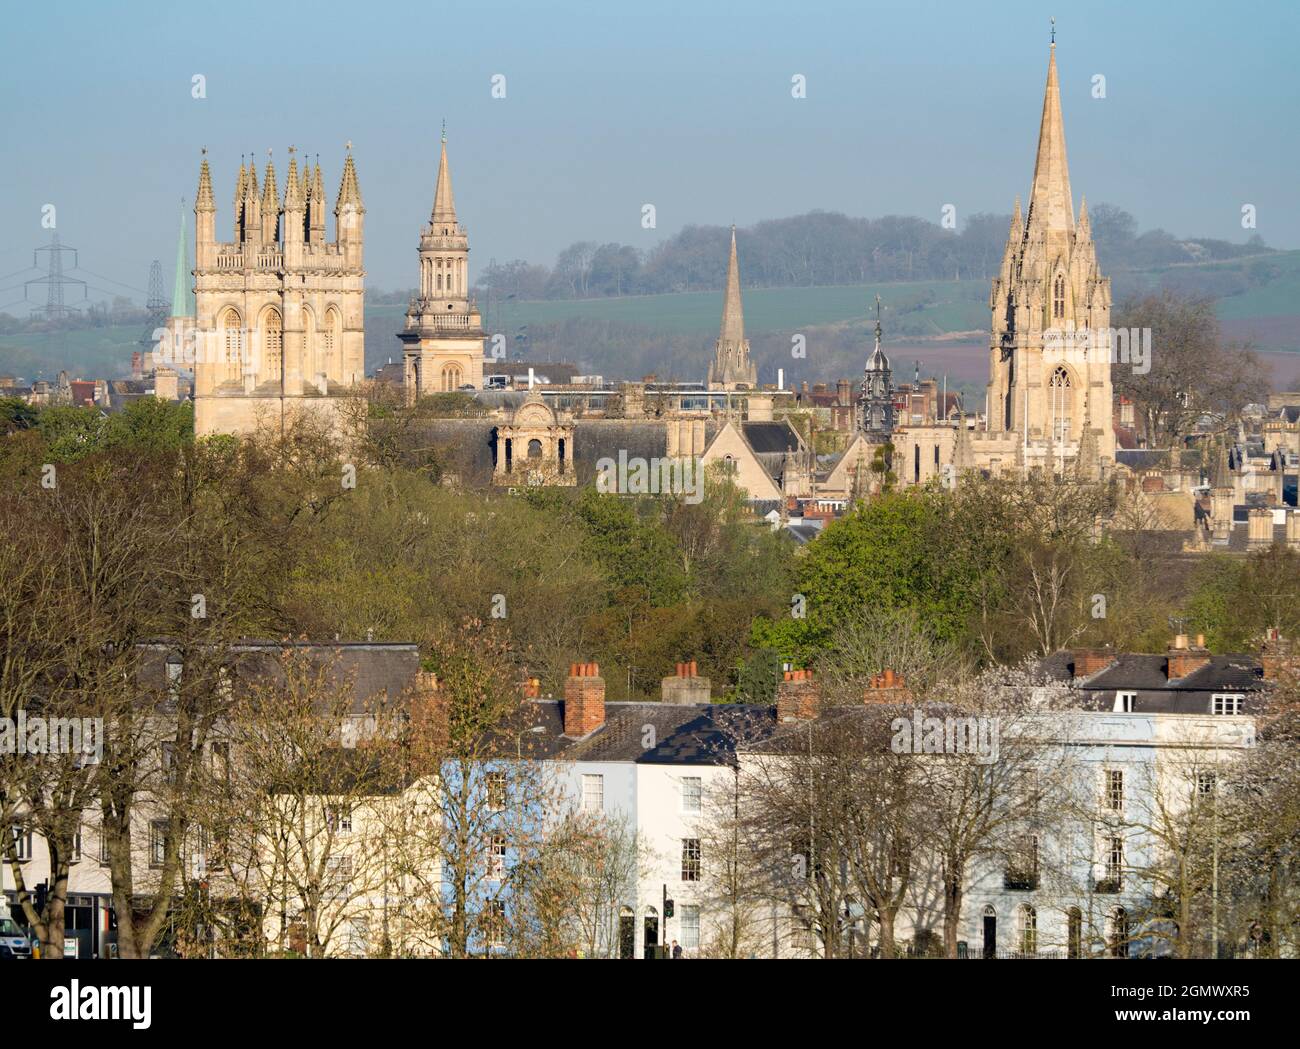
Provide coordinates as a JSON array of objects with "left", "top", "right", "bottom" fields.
[{"left": 6, "top": 250, "right": 1299, "bottom": 381}]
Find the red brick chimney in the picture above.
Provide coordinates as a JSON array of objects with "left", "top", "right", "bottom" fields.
[
  {"left": 777, "top": 669, "right": 819, "bottom": 722},
  {"left": 1167, "top": 634, "right": 1212, "bottom": 680},
  {"left": 564, "top": 662, "right": 605, "bottom": 738},
  {"left": 1073, "top": 647, "right": 1116, "bottom": 679},
  {"left": 863, "top": 668, "right": 913, "bottom": 704}
]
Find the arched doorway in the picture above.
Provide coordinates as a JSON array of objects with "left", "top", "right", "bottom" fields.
[{"left": 982, "top": 905, "right": 997, "bottom": 959}]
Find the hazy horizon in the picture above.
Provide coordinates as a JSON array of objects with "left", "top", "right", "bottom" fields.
[{"left": 2, "top": 0, "right": 1295, "bottom": 303}]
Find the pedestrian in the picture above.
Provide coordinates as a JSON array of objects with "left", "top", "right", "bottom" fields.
[{"left": 671, "top": 939, "right": 682, "bottom": 959}]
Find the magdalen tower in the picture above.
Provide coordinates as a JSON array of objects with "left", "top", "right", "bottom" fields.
[{"left": 985, "top": 36, "right": 1114, "bottom": 470}]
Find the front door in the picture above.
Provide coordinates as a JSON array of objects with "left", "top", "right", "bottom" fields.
[{"left": 983, "top": 914, "right": 997, "bottom": 959}]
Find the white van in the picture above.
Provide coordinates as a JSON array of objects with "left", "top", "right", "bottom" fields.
[{"left": 0, "top": 903, "right": 32, "bottom": 959}]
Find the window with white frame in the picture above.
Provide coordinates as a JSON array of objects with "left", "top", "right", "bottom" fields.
[
  {"left": 1211, "top": 693, "right": 1243, "bottom": 715},
  {"left": 325, "top": 856, "right": 353, "bottom": 901},
  {"left": 1105, "top": 769, "right": 1124, "bottom": 812},
  {"left": 681, "top": 905, "right": 700, "bottom": 950},
  {"left": 11, "top": 825, "right": 33, "bottom": 862},
  {"left": 681, "top": 776, "right": 702, "bottom": 814},
  {"left": 1197, "top": 770, "right": 1218, "bottom": 798},
  {"left": 1106, "top": 835, "right": 1124, "bottom": 888},
  {"left": 486, "top": 899, "right": 507, "bottom": 948},
  {"left": 485, "top": 770, "right": 506, "bottom": 811},
  {"left": 1019, "top": 905, "right": 1037, "bottom": 956},
  {"left": 681, "top": 838, "right": 701, "bottom": 882},
  {"left": 149, "top": 820, "right": 169, "bottom": 868},
  {"left": 70, "top": 825, "right": 82, "bottom": 863},
  {"left": 489, "top": 836, "right": 507, "bottom": 880},
  {"left": 1114, "top": 691, "right": 1136, "bottom": 713},
  {"left": 99, "top": 827, "right": 112, "bottom": 866},
  {"left": 327, "top": 803, "right": 352, "bottom": 835},
  {"left": 166, "top": 659, "right": 182, "bottom": 699},
  {"left": 581, "top": 773, "right": 604, "bottom": 813}
]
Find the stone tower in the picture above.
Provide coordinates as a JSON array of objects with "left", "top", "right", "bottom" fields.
[
  {"left": 192, "top": 148, "right": 366, "bottom": 437},
  {"left": 707, "top": 226, "right": 757, "bottom": 390},
  {"left": 399, "top": 131, "right": 487, "bottom": 399},
  {"left": 985, "top": 40, "right": 1114, "bottom": 472}
]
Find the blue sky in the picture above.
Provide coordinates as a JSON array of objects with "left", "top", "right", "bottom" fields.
[{"left": 1, "top": 0, "right": 1295, "bottom": 298}]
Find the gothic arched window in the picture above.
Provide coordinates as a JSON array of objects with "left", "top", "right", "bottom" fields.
[
  {"left": 324, "top": 306, "right": 341, "bottom": 381},
  {"left": 221, "top": 308, "right": 243, "bottom": 382},
  {"left": 262, "top": 308, "right": 283, "bottom": 383},
  {"left": 1049, "top": 365, "right": 1072, "bottom": 443},
  {"left": 1053, "top": 273, "right": 1066, "bottom": 319},
  {"left": 441, "top": 363, "right": 463, "bottom": 392}
]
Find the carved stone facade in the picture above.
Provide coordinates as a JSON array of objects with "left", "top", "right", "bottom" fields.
[
  {"left": 493, "top": 391, "right": 576, "bottom": 487},
  {"left": 983, "top": 41, "right": 1115, "bottom": 473},
  {"left": 192, "top": 149, "right": 366, "bottom": 437}
]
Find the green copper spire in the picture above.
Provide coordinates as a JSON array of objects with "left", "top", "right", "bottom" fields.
[{"left": 170, "top": 198, "right": 194, "bottom": 318}]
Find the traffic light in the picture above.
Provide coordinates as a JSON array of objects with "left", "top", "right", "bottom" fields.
[
  {"left": 664, "top": 899, "right": 674, "bottom": 919},
  {"left": 33, "top": 880, "right": 48, "bottom": 914}
]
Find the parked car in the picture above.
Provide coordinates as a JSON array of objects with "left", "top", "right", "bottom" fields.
[{"left": 0, "top": 916, "right": 32, "bottom": 959}]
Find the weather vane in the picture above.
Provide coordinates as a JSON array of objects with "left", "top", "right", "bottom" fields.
[
  {"left": 1050, "top": 17, "right": 1056, "bottom": 45},
  {"left": 441, "top": 118, "right": 447, "bottom": 143}
]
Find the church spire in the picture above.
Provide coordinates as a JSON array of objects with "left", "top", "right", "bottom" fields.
[
  {"left": 431, "top": 129, "right": 457, "bottom": 226},
  {"left": 1025, "top": 39, "right": 1075, "bottom": 237},
  {"left": 720, "top": 224, "right": 744, "bottom": 346},
  {"left": 170, "top": 198, "right": 193, "bottom": 319},
  {"left": 707, "top": 226, "right": 756, "bottom": 389},
  {"left": 196, "top": 156, "right": 215, "bottom": 213}
]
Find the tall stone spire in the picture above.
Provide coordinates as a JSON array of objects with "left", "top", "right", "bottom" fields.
[
  {"left": 170, "top": 198, "right": 192, "bottom": 318},
  {"left": 308, "top": 160, "right": 326, "bottom": 245},
  {"left": 431, "top": 127, "right": 457, "bottom": 226},
  {"left": 721, "top": 225, "right": 744, "bottom": 346},
  {"left": 708, "top": 226, "right": 756, "bottom": 389},
  {"left": 1025, "top": 42, "right": 1075, "bottom": 237}
]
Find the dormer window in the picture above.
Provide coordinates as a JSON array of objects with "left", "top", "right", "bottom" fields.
[
  {"left": 1211, "top": 694, "right": 1243, "bottom": 715},
  {"left": 1114, "top": 691, "right": 1136, "bottom": 713}
]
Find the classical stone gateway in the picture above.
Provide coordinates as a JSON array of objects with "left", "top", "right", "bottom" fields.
[
  {"left": 492, "top": 390, "right": 576, "bottom": 487},
  {"left": 399, "top": 132, "right": 489, "bottom": 399},
  {"left": 192, "top": 148, "right": 366, "bottom": 438}
]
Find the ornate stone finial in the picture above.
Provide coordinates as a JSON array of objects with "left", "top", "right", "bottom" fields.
[
  {"left": 873, "top": 293, "right": 883, "bottom": 342},
  {"left": 201, "top": 146, "right": 207, "bottom": 156},
  {"left": 345, "top": 140, "right": 353, "bottom": 152},
  {"left": 266, "top": 147, "right": 272, "bottom": 159},
  {"left": 289, "top": 144, "right": 296, "bottom": 157}
]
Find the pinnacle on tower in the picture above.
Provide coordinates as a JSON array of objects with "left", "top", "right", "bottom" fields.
[
  {"left": 261, "top": 156, "right": 279, "bottom": 213},
  {"left": 1025, "top": 41, "right": 1075, "bottom": 237},
  {"left": 431, "top": 133, "right": 457, "bottom": 226},
  {"left": 336, "top": 149, "right": 364, "bottom": 215},
  {"left": 196, "top": 157, "right": 215, "bottom": 212},
  {"left": 284, "top": 152, "right": 303, "bottom": 209}
]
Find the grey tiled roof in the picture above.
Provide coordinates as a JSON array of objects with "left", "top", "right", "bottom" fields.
[{"left": 1039, "top": 651, "right": 1265, "bottom": 714}]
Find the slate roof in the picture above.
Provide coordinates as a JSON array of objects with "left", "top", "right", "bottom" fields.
[
  {"left": 488, "top": 700, "right": 781, "bottom": 766},
  {"left": 1039, "top": 651, "right": 1266, "bottom": 715},
  {"left": 742, "top": 421, "right": 801, "bottom": 455}
]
